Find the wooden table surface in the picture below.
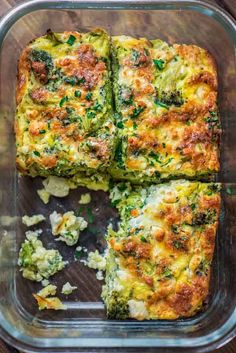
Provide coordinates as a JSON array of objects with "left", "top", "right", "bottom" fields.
[{"left": 0, "top": 0, "right": 236, "bottom": 352}]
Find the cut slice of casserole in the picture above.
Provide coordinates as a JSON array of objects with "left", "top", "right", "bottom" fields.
[
  {"left": 103, "top": 180, "right": 221, "bottom": 320},
  {"left": 110, "top": 35, "right": 220, "bottom": 183},
  {"left": 15, "top": 29, "right": 115, "bottom": 177}
]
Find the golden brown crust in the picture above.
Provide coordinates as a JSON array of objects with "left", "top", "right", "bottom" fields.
[{"left": 16, "top": 47, "right": 30, "bottom": 105}]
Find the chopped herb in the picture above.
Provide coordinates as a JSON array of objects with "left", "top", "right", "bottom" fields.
[
  {"left": 59, "top": 96, "right": 69, "bottom": 107},
  {"left": 190, "top": 204, "right": 196, "bottom": 211},
  {"left": 85, "top": 92, "right": 92, "bottom": 101},
  {"left": 67, "top": 35, "right": 76, "bottom": 46},
  {"left": 161, "top": 157, "right": 174, "bottom": 166},
  {"left": 154, "top": 171, "right": 161, "bottom": 179},
  {"left": 125, "top": 205, "right": 134, "bottom": 213},
  {"left": 140, "top": 236, "right": 147, "bottom": 243},
  {"left": 64, "top": 76, "right": 85, "bottom": 86},
  {"left": 75, "top": 249, "right": 82, "bottom": 259},
  {"left": 87, "top": 111, "right": 96, "bottom": 119},
  {"left": 162, "top": 143, "right": 166, "bottom": 148},
  {"left": 114, "top": 140, "right": 124, "bottom": 168},
  {"left": 39, "top": 129, "right": 46, "bottom": 134},
  {"left": 210, "top": 111, "right": 217, "bottom": 117},
  {"left": 77, "top": 77, "right": 85, "bottom": 85},
  {"left": 171, "top": 225, "right": 179, "bottom": 233},
  {"left": 155, "top": 100, "right": 169, "bottom": 109},
  {"left": 117, "top": 121, "right": 124, "bottom": 129},
  {"left": 117, "top": 182, "right": 128, "bottom": 192},
  {"left": 74, "top": 90, "right": 81, "bottom": 98},
  {"left": 130, "top": 106, "right": 144, "bottom": 119},
  {"left": 67, "top": 107, "right": 75, "bottom": 115},
  {"left": 33, "top": 151, "right": 40, "bottom": 157},
  {"left": 133, "top": 122, "right": 137, "bottom": 130},
  {"left": 93, "top": 102, "right": 103, "bottom": 112},
  {"left": 87, "top": 207, "right": 94, "bottom": 223},
  {"left": 205, "top": 115, "right": 218, "bottom": 123},
  {"left": 162, "top": 267, "right": 173, "bottom": 278},
  {"left": 149, "top": 151, "right": 161, "bottom": 163},
  {"left": 64, "top": 76, "right": 78, "bottom": 85},
  {"left": 131, "top": 49, "right": 140, "bottom": 66},
  {"left": 111, "top": 199, "right": 120, "bottom": 207},
  {"left": 153, "top": 59, "right": 165, "bottom": 70},
  {"left": 186, "top": 120, "right": 191, "bottom": 126}
]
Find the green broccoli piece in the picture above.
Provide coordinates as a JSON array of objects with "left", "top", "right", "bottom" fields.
[
  {"left": 30, "top": 49, "right": 53, "bottom": 82},
  {"left": 18, "top": 233, "right": 66, "bottom": 281},
  {"left": 105, "top": 291, "right": 129, "bottom": 319},
  {"left": 192, "top": 209, "right": 217, "bottom": 226},
  {"left": 156, "top": 90, "right": 184, "bottom": 107}
]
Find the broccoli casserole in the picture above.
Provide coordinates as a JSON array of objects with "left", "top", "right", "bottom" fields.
[{"left": 16, "top": 29, "right": 221, "bottom": 320}]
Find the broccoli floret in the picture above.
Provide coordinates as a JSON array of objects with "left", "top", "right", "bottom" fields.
[
  {"left": 106, "top": 291, "right": 129, "bottom": 319},
  {"left": 156, "top": 90, "right": 184, "bottom": 107},
  {"left": 192, "top": 209, "right": 217, "bottom": 226},
  {"left": 18, "top": 234, "right": 66, "bottom": 281},
  {"left": 30, "top": 49, "right": 53, "bottom": 71},
  {"left": 114, "top": 139, "right": 125, "bottom": 169},
  {"left": 195, "top": 259, "right": 210, "bottom": 276},
  {"left": 30, "top": 49, "right": 54, "bottom": 83},
  {"left": 207, "top": 183, "right": 221, "bottom": 195},
  {"left": 205, "top": 111, "right": 221, "bottom": 143}
]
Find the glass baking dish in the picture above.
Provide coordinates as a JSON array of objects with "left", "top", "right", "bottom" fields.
[{"left": 0, "top": 0, "right": 236, "bottom": 352}]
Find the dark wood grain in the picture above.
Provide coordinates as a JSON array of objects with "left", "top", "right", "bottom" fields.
[
  {"left": 0, "top": 0, "right": 236, "bottom": 352},
  {"left": 217, "top": 0, "right": 236, "bottom": 19}
]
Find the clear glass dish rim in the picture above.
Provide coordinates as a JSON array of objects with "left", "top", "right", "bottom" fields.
[{"left": 0, "top": 0, "right": 236, "bottom": 352}]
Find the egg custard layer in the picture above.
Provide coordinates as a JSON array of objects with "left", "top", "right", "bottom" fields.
[
  {"left": 103, "top": 180, "right": 221, "bottom": 320},
  {"left": 110, "top": 36, "right": 220, "bottom": 183},
  {"left": 15, "top": 29, "right": 115, "bottom": 177}
]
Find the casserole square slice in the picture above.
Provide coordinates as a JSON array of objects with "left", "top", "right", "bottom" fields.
[
  {"left": 110, "top": 35, "right": 220, "bottom": 183},
  {"left": 103, "top": 180, "right": 221, "bottom": 320},
  {"left": 15, "top": 29, "right": 115, "bottom": 177}
]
